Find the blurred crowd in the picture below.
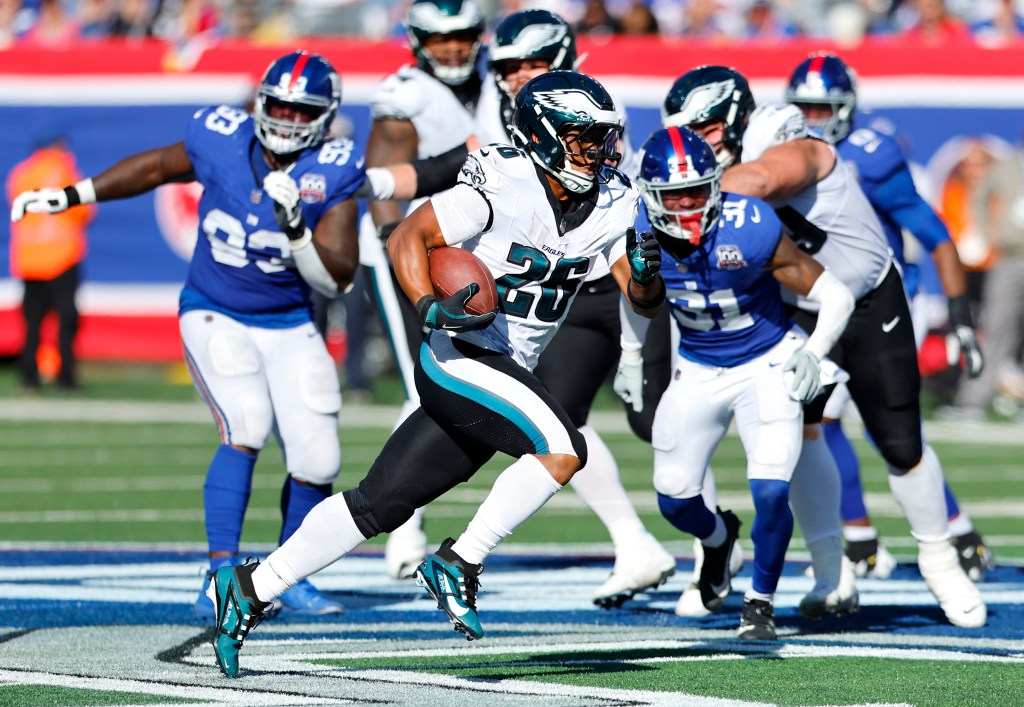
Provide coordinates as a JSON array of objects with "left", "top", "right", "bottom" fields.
[{"left": 3, "top": 0, "right": 1024, "bottom": 48}]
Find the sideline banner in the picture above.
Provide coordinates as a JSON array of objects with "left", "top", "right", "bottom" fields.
[{"left": 2, "top": 38, "right": 1023, "bottom": 360}]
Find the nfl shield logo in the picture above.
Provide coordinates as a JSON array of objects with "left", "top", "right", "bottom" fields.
[
  {"left": 716, "top": 244, "right": 747, "bottom": 270},
  {"left": 299, "top": 173, "right": 327, "bottom": 204}
]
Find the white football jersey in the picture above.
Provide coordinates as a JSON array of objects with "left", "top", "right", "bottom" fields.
[
  {"left": 370, "top": 66, "right": 477, "bottom": 158},
  {"left": 776, "top": 151, "right": 891, "bottom": 308},
  {"left": 431, "top": 145, "right": 638, "bottom": 370}
]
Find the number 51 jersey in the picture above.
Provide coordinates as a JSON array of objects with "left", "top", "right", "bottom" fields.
[
  {"left": 182, "top": 105, "right": 365, "bottom": 324},
  {"left": 430, "top": 145, "right": 637, "bottom": 371}
]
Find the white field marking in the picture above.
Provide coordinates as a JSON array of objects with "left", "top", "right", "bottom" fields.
[{"left": 0, "top": 669, "right": 341, "bottom": 705}]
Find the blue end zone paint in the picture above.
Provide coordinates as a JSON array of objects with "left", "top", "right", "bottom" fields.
[{"left": 2, "top": 549, "right": 1022, "bottom": 646}]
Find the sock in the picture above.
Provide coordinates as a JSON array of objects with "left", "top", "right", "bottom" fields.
[
  {"left": 452, "top": 455, "right": 563, "bottom": 565},
  {"left": 887, "top": 444, "right": 949, "bottom": 543},
  {"left": 568, "top": 425, "right": 643, "bottom": 537},
  {"left": 252, "top": 492, "right": 369, "bottom": 603},
  {"left": 703, "top": 514, "right": 727, "bottom": 548},
  {"left": 789, "top": 433, "right": 843, "bottom": 548},
  {"left": 843, "top": 524, "right": 879, "bottom": 543},
  {"left": 947, "top": 510, "right": 974, "bottom": 537},
  {"left": 805, "top": 536, "right": 843, "bottom": 588},
  {"left": 658, "top": 493, "right": 716, "bottom": 540},
  {"left": 204, "top": 445, "right": 257, "bottom": 554},
  {"left": 279, "top": 476, "right": 333, "bottom": 544},
  {"left": 823, "top": 421, "right": 869, "bottom": 523},
  {"left": 749, "top": 478, "right": 793, "bottom": 595},
  {"left": 745, "top": 588, "right": 774, "bottom": 603}
]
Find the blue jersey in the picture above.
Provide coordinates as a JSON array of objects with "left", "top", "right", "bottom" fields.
[
  {"left": 641, "top": 194, "right": 790, "bottom": 368},
  {"left": 838, "top": 121, "right": 951, "bottom": 296},
  {"left": 181, "top": 105, "right": 365, "bottom": 326}
]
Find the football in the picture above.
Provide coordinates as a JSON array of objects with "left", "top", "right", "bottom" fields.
[{"left": 428, "top": 246, "right": 500, "bottom": 316}]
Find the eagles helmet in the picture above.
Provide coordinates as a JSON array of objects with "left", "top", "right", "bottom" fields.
[
  {"left": 661, "top": 66, "right": 755, "bottom": 169},
  {"left": 406, "top": 0, "right": 485, "bottom": 86},
  {"left": 254, "top": 51, "right": 341, "bottom": 156},
  {"left": 785, "top": 53, "right": 857, "bottom": 143},
  {"left": 511, "top": 71, "right": 622, "bottom": 194},
  {"left": 488, "top": 10, "right": 578, "bottom": 99},
  {"left": 636, "top": 127, "right": 722, "bottom": 253}
]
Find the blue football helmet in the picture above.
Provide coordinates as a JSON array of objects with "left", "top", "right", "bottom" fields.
[
  {"left": 488, "top": 10, "right": 577, "bottom": 99},
  {"left": 785, "top": 53, "right": 857, "bottom": 143},
  {"left": 254, "top": 51, "right": 341, "bottom": 156},
  {"left": 406, "top": 0, "right": 485, "bottom": 87},
  {"left": 636, "top": 126, "right": 722, "bottom": 254},
  {"left": 511, "top": 71, "right": 622, "bottom": 194},
  {"left": 661, "top": 66, "right": 755, "bottom": 169}
]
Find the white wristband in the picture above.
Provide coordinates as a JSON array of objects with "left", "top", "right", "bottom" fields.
[
  {"left": 365, "top": 167, "right": 397, "bottom": 201},
  {"left": 620, "top": 348, "right": 643, "bottom": 365},
  {"left": 76, "top": 178, "right": 97, "bottom": 204}
]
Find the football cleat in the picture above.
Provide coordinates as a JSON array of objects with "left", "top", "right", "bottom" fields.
[
  {"left": 799, "top": 556, "right": 860, "bottom": 620},
  {"left": 415, "top": 538, "right": 484, "bottom": 640},
  {"left": 592, "top": 531, "right": 676, "bottom": 609},
  {"left": 676, "top": 537, "right": 744, "bottom": 617},
  {"left": 917, "top": 539, "right": 987, "bottom": 628},
  {"left": 953, "top": 531, "right": 995, "bottom": 582},
  {"left": 385, "top": 517, "right": 429, "bottom": 580},
  {"left": 697, "top": 509, "right": 742, "bottom": 612},
  {"left": 194, "top": 556, "right": 240, "bottom": 623},
  {"left": 207, "top": 559, "right": 271, "bottom": 678},
  {"left": 738, "top": 597, "right": 777, "bottom": 640},
  {"left": 276, "top": 578, "right": 344, "bottom": 615},
  {"left": 845, "top": 537, "right": 897, "bottom": 579}
]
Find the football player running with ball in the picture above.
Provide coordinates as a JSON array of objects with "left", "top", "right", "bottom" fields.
[
  {"left": 10, "top": 51, "right": 363, "bottom": 619},
  {"left": 202, "top": 72, "right": 666, "bottom": 678},
  {"left": 637, "top": 126, "right": 855, "bottom": 639}
]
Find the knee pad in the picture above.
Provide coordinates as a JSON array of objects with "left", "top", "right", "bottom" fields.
[
  {"left": 289, "top": 428, "right": 341, "bottom": 486},
  {"left": 228, "top": 392, "right": 273, "bottom": 449}
]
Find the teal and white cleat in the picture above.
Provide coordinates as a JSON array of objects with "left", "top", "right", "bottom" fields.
[
  {"left": 415, "top": 538, "right": 484, "bottom": 640},
  {"left": 207, "top": 559, "right": 270, "bottom": 677}
]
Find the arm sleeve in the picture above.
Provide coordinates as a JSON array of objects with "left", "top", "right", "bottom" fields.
[
  {"left": 870, "top": 163, "right": 952, "bottom": 252},
  {"left": 619, "top": 295, "right": 650, "bottom": 351},
  {"left": 431, "top": 184, "right": 493, "bottom": 245},
  {"left": 802, "top": 270, "right": 855, "bottom": 361}
]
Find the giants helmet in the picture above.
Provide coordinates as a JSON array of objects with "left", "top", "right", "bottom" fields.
[
  {"left": 636, "top": 127, "right": 722, "bottom": 254},
  {"left": 785, "top": 53, "right": 857, "bottom": 143},
  {"left": 661, "top": 66, "right": 755, "bottom": 169},
  {"left": 511, "top": 71, "right": 622, "bottom": 194},
  {"left": 406, "top": 0, "right": 485, "bottom": 87},
  {"left": 254, "top": 51, "right": 341, "bottom": 156},
  {"left": 488, "top": 10, "right": 578, "bottom": 99}
]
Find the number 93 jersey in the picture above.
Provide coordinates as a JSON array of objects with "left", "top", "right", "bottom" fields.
[
  {"left": 643, "top": 194, "right": 791, "bottom": 368},
  {"left": 430, "top": 145, "right": 638, "bottom": 371},
  {"left": 182, "top": 105, "right": 365, "bottom": 322}
]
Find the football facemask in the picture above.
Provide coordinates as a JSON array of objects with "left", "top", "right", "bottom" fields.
[
  {"left": 406, "top": 0, "right": 485, "bottom": 86},
  {"left": 785, "top": 53, "right": 857, "bottom": 144},
  {"left": 254, "top": 51, "right": 341, "bottom": 156}
]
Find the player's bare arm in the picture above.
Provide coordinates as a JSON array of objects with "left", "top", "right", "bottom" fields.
[
  {"left": 766, "top": 232, "right": 825, "bottom": 296},
  {"left": 311, "top": 198, "right": 361, "bottom": 290},
  {"left": 722, "top": 139, "right": 834, "bottom": 201},
  {"left": 92, "top": 142, "right": 195, "bottom": 200},
  {"left": 387, "top": 200, "right": 447, "bottom": 304},
  {"left": 367, "top": 118, "right": 419, "bottom": 228}
]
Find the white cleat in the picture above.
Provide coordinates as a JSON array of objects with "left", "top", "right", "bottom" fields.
[
  {"left": 385, "top": 518, "right": 428, "bottom": 580},
  {"left": 593, "top": 531, "right": 676, "bottom": 609},
  {"left": 799, "top": 556, "right": 860, "bottom": 620},
  {"left": 675, "top": 538, "right": 744, "bottom": 617},
  {"left": 918, "top": 539, "right": 987, "bottom": 628}
]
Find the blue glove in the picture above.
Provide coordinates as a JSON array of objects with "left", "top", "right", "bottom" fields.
[
  {"left": 626, "top": 227, "right": 661, "bottom": 285},
  {"left": 417, "top": 284, "right": 496, "bottom": 333}
]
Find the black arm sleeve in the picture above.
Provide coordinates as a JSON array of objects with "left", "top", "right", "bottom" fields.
[{"left": 412, "top": 142, "right": 471, "bottom": 198}]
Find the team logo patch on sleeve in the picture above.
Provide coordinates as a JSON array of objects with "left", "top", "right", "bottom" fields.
[
  {"left": 459, "top": 155, "right": 487, "bottom": 186},
  {"left": 715, "top": 244, "right": 747, "bottom": 270},
  {"left": 300, "top": 173, "right": 327, "bottom": 203}
]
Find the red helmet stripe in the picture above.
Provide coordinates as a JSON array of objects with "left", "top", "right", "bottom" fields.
[
  {"left": 288, "top": 52, "right": 310, "bottom": 92},
  {"left": 668, "top": 126, "right": 688, "bottom": 175},
  {"left": 808, "top": 54, "right": 826, "bottom": 77}
]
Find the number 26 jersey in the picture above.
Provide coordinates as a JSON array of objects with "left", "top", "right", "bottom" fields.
[{"left": 182, "top": 105, "right": 364, "bottom": 325}]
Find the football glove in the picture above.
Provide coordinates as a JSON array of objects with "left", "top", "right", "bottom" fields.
[
  {"left": 946, "top": 294, "right": 984, "bottom": 378},
  {"left": 783, "top": 349, "right": 822, "bottom": 403},
  {"left": 11, "top": 182, "right": 91, "bottom": 222},
  {"left": 613, "top": 348, "right": 645, "bottom": 413},
  {"left": 263, "top": 171, "right": 307, "bottom": 241},
  {"left": 417, "top": 284, "right": 496, "bottom": 333},
  {"left": 626, "top": 227, "right": 661, "bottom": 285}
]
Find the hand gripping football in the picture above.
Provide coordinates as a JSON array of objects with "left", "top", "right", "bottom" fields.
[{"left": 427, "top": 246, "right": 500, "bottom": 316}]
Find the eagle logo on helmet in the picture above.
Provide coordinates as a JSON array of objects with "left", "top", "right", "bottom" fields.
[
  {"left": 532, "top": 89, "right": 604, "bottom": 123},
  {"left": 666, "top": 80, "right": 736, "bottom": 127},
  {"left": 505, "top": 24, "right": 566, "bottom": 55}
]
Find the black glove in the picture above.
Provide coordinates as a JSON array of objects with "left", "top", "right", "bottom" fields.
[
  {"left": 378, "top": 221, "right": 400, "bottom": 243},
  {"left": 626, "top": 227, "right": 661, "bottom": 285},
  {"left": 948, "top": 294, "right": 984, "bottom": 378},
  {"left": 417, "top": 284, "right": 496, "bottom": 333}
]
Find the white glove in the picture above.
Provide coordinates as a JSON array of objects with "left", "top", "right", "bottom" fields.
[
  {"left": 263, "top": 170, "right": 306, "bottom": 240},
  {"left": 783, "top": 349, "right": 822, "bottom": 403},
  {"left": 11, "top": 188, "right": 71, "bottom": 222},
  {"left": 613, "top": 348, "right": 644, "bottom": 413},
  {"left": 947, "top": 326, "right": 985, "bottom": 378}
]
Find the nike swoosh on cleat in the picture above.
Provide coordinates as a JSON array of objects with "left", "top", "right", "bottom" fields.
[
  {"left": 882, "top": 316, "right": 900, "bottom": 333},
  {"left": 446, "top": 595, "right": 470, "bottom": 617}
]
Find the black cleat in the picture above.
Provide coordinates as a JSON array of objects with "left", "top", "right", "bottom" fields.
[
  {"left": 698, "top": 509, "right": 742, "bottom": 612},
  {"left": 738, "top": 598, "right": 776, "bottom": 640}
]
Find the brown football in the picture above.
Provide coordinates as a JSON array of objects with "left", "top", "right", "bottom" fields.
[{"left": 428, "top": 246, "right": 500, "bottom": 316}]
